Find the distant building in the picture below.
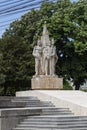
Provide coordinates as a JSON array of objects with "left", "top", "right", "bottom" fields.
[{"left": 80, "top": 82, "right": 87, "bottom": 90}]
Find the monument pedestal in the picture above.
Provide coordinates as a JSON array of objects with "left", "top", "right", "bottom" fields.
[{"left": 32, "top": 76, "right": 63, "bottom": 90}]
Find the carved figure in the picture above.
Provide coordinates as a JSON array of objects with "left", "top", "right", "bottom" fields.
[
  {"left": 33, "top": 40, "right": 42, "bottom": 76},
  {"left": 43, "top": 44, "right": 51, "bottom": 75},
  {"left": 50, "top": 39, "right": 58, "bottom": 76},
  {"left": 33, "top": 22, "right": 58, "bottom": 77}
]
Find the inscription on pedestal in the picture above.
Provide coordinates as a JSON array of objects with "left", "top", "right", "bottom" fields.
[{"left": 32, "top": 76, "right": 63, "bottom": 90}]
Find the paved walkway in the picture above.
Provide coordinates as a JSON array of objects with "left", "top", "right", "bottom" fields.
[{"left": 38, "top": 90, "right": 87, "bottom": 108}]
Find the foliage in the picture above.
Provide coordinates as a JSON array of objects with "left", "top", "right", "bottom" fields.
[
  {"left": 48, "top": 0, "right": 87, "bottom": 90},
  {"left": 0, "top": 36, "right": 34, "bottom": 95},
  {"left": 63, "top": 80, "right": 73, "bottom": 90},
  {"left": 0, "top": 0, "right": 87, "bottom": 95},
  {"left": 0, "top": 53, "right": 6, "bottom": 85}
]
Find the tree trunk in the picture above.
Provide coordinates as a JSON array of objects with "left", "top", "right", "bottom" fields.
[
  {"left": 3, "top": 85, "right": 7, "bottom": 96},
  {"left": 75, "top": 82, "right": 80, "bottom": 90}
]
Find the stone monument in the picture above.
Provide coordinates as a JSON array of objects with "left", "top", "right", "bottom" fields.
[{"left": 32, "top": 22, "right": 63, "bottom": 89}]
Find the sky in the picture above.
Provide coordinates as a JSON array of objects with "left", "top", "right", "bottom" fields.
[{"left": 0, "top": 0, "right": 78, "bottom": 38}]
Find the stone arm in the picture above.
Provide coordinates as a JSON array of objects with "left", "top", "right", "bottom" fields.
[
  {"left": 32, "top": 47, "right": 37, "bottom": 57},
  {"left": 51, "top": 47, "right": 58, "bottom": 64},
  {"left": 55, "top": 54, "right": 58, "bottom": 63},
  {"left": 50, "top": 47, "right": 56, "bottom": 56},
  {"left": 33, "top": 46, "right": 41, "bottom": 59}
]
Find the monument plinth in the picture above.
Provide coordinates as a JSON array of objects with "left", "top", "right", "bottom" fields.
[
  {"left": 32, "top": 22, "right": 63, "bottom": 90},
  {"left": 32, "top": 76, "right": 63, "bottom": 90}
]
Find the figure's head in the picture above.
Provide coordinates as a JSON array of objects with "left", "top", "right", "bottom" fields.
[
  {"left": 37, "top": 39, "right": 41, "bottom": 46},
  {"left": 47, "top": 43, "right": 51, "bottom": 47},
  {"left": 51, "top": 38, "right": 55, "bottom": 46},
  {"left": 46, "top": 41, "right": 51, "bottom": 47}
]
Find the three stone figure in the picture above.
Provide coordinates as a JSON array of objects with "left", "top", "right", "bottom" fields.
[{"left": 33, "top": 22, "right": 58, "bottom": 77}]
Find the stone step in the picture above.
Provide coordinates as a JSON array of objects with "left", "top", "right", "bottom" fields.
[
  {"left": 13, "top": 97, "right": 38, "bottom": 100},
  {"left": 11, "top": 99, "right": 52, "bottom": 104},
  {"left": 25, "top": 115, "right": 87, "bottom": 121},
  {"left": 24, "top": 102, "right": 53, "bottom": 106},
  {"left": 31, "top": 107, "right": 70, "bottom": 111},
  {"left": 24, "top": 118, "right": 87, "bottom": 122},
  {"left": 11, "top": 99, "right": 41, "bottom": 102},
  {"left": 20, "top": 120, "right": 87, "bottom": 125},
  {"left": 26, "top": 115, "right": 87, "bottom": 119},
  {"left": 25, "top": 115, "right": 87, "bottom": 120},
  {"left": 26, "top": 104, "right": 53, "bottom": 107},
  {"left": 42, "top": 107, "right": 70, "bottom": 110},
  {"left": 42, "top": 107, "right": 73, "bottom": 114},
  {"left": 41, "top": 112, "right": 73, "bottom": 115},
  {"left": 0, "top": 103, "right": 54, "bottom": 108},
  {"left": 42, "top": 110, "right": 73, "bottom": 113},
  {"left": 42, "top": 110, "right": 72, "bottom": 114},
  {"left": 0, "top": 96, "right": 14, "bottom": 100},
  {"left": 0, "top": 96, "right": 38, "bottom": 102},
  {"left": 42, "top": 109, "right": 73, "bottom": 113},
  {"left": 15, "top": 123, "right": 87, "bottom": 129},
  {"left": 42, "top": 108, "right": 71, "bottom": 112},
  {"left": 0, "top": 101, "right": 27, "bottom": 108},
  {"left": 12, "top": 128, "right": 87, "bottom": 130},
  {"left": 11, "top": 100, "right": 41, "bottom": 103}
]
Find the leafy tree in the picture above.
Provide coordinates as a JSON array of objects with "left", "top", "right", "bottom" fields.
[
  {"left": 0, "top": 0, "right": 87, "bottom": 95},
  {"left": 0, "top": 36, "right": 34, "bottom": 95},
  {"left": 0, "top": 53, "right": 6, "bottom": 85},
  {"left": 63, "top": 79, "right": 73, "bottom": 90},
  {"left": 47, "top": 0, "right": 87, "bottom": 90},
  {"left": 0, "top": 3, "right": 56, "bottom": 95}
]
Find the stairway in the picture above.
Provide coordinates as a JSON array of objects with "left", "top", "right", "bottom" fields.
[
  {"left": 0, "top": 96, "right": 53, "bottom": 108},
  {"left": 9, "top": 96, "right": 87, "bottom": 130}
]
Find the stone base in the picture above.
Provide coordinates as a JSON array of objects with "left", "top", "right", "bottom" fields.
[{"left": 31, "top": 76, "right": 63, "bottom": 90}]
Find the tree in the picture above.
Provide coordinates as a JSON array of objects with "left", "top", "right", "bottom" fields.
[
  {"left": 47, "top": 0, "right": 87, "bottom": 89},
  {"left": 0, "top": 36, "right": 34, "bottom": 95},
  {"left": 0, "top": 3, "right": 56, "bottom": 95},
  {"left": 0, "top": 0, "right": 87, "bottom": 94},
  {"left": 0, "top": 53, "right": 6, "bottom": 85}
]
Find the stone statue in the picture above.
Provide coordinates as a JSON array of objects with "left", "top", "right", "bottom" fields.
[
  {"left": 32, "top": 22, "right": 63, "bottom": 90},
  {"left": 42, "top": 39, "right": 58, "bottom": 76},
  {"left": 41, "top": 21, "right": 50, "bottom": 47},
  {"left": 33, "top": 40, "right": 42, "bottom": 76},
  {"left": 33, "top": 22, "right": 58, "bottom": 77},
  {"left": 43, "top": 44, "right": 51, "bottom": 75},
  {"left": 50, "top": 39, "right": 58, "bottom": 76}
]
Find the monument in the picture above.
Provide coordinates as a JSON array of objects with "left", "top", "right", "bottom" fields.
[{"left": 32, "top": 22, "right": 63, "bottom": 89}]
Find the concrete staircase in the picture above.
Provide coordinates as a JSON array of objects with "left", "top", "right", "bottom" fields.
[
  {"left": 0, "top": 96, "right": 53, "bottom": 108},
  {"left": 8, "top": 96, "right": 87, "bottom": 130}
]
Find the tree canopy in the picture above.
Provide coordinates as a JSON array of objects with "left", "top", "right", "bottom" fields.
[{"left": 0, "top": 0, "right": 87, "bottom": 95}]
